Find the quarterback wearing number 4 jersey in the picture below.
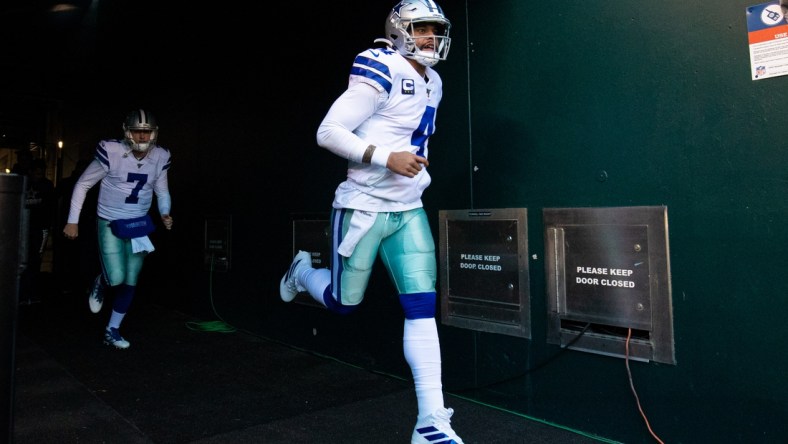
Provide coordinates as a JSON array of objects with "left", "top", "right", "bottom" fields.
[
  {"left": 280, "top": 2, "right": 464, "bottom": 443},
  {"left": 64, "top": 109, "right": 173, "bottom": 350},
  {"left": 328, "top": 43, "right": 442, "bottom": 209}
]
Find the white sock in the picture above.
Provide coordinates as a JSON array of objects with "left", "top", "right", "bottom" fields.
[
  {"left": 403, "top": 317, "right": 444, "bottom": 419},
  {"left": 301, "top": 268, "right": 331, "bottom": 307},
  {"left": 107, "top": 310, "right": 126, "bottom": 330}
]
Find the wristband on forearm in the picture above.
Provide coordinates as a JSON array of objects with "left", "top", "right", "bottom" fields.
[{"left": 362, "top": 145, "right": 376, "bottom": 164}]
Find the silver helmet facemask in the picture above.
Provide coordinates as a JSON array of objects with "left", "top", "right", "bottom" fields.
[
  {"left": 386, "top": 0, "right": 451, "bottom": 67},
  {"left": 123, "top": 109, "right": 158, "bottom": 153}
]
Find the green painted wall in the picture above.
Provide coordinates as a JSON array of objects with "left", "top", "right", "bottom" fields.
[
  {"left": 427, "top": 1, "right": 788, "bottom": 442},
  {"left": 42, "top": 1, "right": 784, "bottom": 442}
]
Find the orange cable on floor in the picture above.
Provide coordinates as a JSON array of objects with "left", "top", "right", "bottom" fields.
[{"left": 625, "top": 328, "right": 665, "bottom": 444}]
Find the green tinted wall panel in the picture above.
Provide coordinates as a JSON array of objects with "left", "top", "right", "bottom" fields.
[{"left": 430, "top": 1, "right": 788, "bottom": 442}]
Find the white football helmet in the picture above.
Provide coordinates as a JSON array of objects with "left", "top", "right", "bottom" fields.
[
  {"left": 123, "top": 109, "right": 158, "bottom": 153},
  {"left": 385, "top": 0, "right": 451, "bottom": 67}
]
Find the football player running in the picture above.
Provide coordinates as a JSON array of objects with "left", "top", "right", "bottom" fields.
[
  {"left": 279, "top": 1, "right": 463, "bottom": 442},
  {"left": 63, "top": 109, "right": 173, "bottom": 350}
]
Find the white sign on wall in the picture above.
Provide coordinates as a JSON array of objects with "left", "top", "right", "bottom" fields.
[{"left": 746, "top": 2, "right": 788, "bottom": 80}]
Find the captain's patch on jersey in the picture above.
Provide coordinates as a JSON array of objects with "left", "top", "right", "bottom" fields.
[{"left": 401, "top": 79, "right": 415, "bottom": 95}]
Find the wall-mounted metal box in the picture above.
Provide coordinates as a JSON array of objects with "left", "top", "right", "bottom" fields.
[
  {"left": 204, "top": 215, "right": 231, "bottom": 272},
  {"left": 543, "top": 206, "right": 675, "bottom": 364},
  {"left": 438, "top": 208, "right": 530, "bottom": 338},
  {"left": 291, "top": 214, "right": 331, "bottom": 268},
  {"left": 290, "top": 213, "right": 330, "bottom": 307}
]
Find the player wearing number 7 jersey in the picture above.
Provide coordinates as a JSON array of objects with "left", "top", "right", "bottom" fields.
[{"left": 63, "top": 109, "right": 173, "bottom": 350}]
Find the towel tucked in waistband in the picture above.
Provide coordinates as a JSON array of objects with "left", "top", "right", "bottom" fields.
[
  {"left": 131, "top": 236, "right": 155, "bottom": 254},
  {"left": 337, "top": 210, "right": 377, "bottom": 257}
]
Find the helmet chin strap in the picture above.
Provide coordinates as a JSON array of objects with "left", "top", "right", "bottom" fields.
[
  {"left": 124, "top": 139, "right": 153, "bottom": 155},
  {"left": 133, "top": 142, "right": 151, "bottom": 152},
  {"left": 412, "top": 50, "right": 440, "bottom": 67}
]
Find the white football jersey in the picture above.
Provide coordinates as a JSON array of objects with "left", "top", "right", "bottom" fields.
[
  {"left": 325, "top": 47, "right": 443, "bottom": 212},
  {"left": 67, "top": 139, "right": 172, "bottom": 223}
]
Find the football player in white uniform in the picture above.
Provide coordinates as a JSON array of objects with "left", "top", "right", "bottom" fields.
[
  {"left": 280, "top": 2, "right": 463, "bottom": 442},
  {"left": 63, "top": 109, "right": 173, "bottom": 350}
]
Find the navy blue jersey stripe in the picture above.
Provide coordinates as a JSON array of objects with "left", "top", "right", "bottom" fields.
[
  {"left": 355, "top": 55, "right": 391, "bottom": 77},
  {"left": 350, "top": 67, "right": 393, "bottom": 93},
  {"left": 331, "top": 208, "right": 347, "bottom": 304},
  {"left": 95, "top": 145, "right": 109, "bottom": 167},
  {"left": 352, "top": 55, "right": 393, "bottom": 93}
]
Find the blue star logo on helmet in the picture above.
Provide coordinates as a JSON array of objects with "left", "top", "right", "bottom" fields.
[{"left": 392, "top": 2, "right": 406, "bottom": 16}]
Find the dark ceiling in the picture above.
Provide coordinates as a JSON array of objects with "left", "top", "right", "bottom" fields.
[
  {"left": 1, "top": 1, "right": 97, "bottom": 149},
  {"left": 1, "top": 0, "right": 227, "bottom": 150},
  {"left": 0, "top": 1, "right": 391, "bottom": 154}
]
